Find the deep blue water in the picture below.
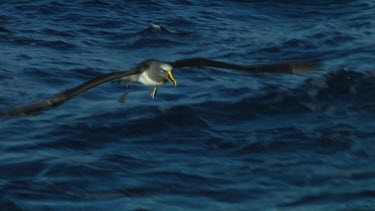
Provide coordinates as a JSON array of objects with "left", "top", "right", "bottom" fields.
[{"left": 1, "top": 1, "right": 375, "bottom": 210}]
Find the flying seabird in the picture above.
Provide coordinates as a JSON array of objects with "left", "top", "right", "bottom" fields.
[
  {"left": 0, "top": 58, "right": 317, "bottom": 116},
  {"left": 117, "top": 59, "right": 176, "bottom": 102}
]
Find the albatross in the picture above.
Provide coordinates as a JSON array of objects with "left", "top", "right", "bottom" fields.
[{"left": 0, "top": 58, "right": 317, "bottom": 116}]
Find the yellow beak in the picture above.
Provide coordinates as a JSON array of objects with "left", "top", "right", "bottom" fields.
[{"left": 167, "top": 70, "right": 177, "bottom": 86}]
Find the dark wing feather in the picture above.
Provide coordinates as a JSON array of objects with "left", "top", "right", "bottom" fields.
[
  {"left": 0, "top": 67, "right": 141, "bottom": 116},
  {"left": 170, "top": 58, "right": 317, "bottom": 74}
]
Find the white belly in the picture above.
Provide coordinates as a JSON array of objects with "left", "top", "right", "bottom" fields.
[{"left": 138, "top": 72, "right": 163, "bottom": 86}]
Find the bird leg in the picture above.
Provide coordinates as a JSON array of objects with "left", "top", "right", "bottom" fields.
[
  {"left": 118, "top": 83, "right": 129, "bottom": 104},
  {"left": 150, "top": 86, "right": 157, "bottom": 99}
]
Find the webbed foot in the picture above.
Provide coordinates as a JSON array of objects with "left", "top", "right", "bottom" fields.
[
  {"left": 118, "top": 83, "right": 129, "bottom": 104},
  {"left": 150, "top": 86, "right": 157, "bottom": 99}
]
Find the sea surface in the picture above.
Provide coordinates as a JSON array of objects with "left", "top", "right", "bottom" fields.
[{"left": 1, "top": 1, "right": 375, "bottom": 210}]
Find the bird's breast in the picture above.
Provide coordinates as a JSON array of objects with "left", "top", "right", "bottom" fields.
[{"left": 138, "top": 72, "right": 164, "bottom": 86}]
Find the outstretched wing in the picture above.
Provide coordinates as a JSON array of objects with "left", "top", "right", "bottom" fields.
[
  {"left": 1, "top": 57, "right": 318, "bottom": 116},
  {"left": 0, "top": 67, "right": 141, "bottom": 116},
  {"left": 170, "top": 58, "right": 317, "bottom": 74}
]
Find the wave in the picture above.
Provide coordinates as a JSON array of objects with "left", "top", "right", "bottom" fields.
[
  {"left": 6, "top": 36, "right": 77, "bottom": 50},
  {"left": 138, "top": 23, "right": 191, "bottom": 35}
]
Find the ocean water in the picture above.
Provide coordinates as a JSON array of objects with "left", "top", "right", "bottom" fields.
[{"left": 1, "top": 0, "right": 375, "bottom": 210}]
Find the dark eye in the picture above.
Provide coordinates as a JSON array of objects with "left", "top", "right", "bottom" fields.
[{"left": 160, "top": 69, "right": 165, "bottom": 72}]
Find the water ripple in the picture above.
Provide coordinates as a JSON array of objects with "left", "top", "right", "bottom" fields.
[{"left": 1, "top": 1, "right": 375, "bottom": 210}]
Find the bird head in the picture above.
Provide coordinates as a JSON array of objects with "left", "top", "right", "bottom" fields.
[
  {"left": 147, "top": 61, "right": 177, "bottom": 86},
  {"left": 160, "top": 63, "right": 177, "bottom": 86}
]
